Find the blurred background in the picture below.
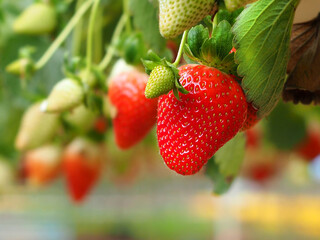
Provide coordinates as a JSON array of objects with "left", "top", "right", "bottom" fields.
[{"left": 1, "top": 0, "right": 320, "bottom": 240}]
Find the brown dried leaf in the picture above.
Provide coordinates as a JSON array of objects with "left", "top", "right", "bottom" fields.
[{"left": 283, "top": 14, "right": 320, "bottom": 104}]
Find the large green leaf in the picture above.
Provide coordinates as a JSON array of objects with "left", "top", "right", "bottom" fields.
[
  {"left": 205, "top": 133, "right": 245, "bottom": 195},
  {"left": 215, "top": 132, "right": 245, "bottom": 177},
  {"left": 233, "top": 0, "right": 300, "bottom": 118},
  {"left": 205, "top": 157, "right": 232, "bottom": 195}
]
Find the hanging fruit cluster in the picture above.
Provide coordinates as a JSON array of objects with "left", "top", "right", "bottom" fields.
[{"left": 1, "top": 0, "right": 320, "bottom": 202}]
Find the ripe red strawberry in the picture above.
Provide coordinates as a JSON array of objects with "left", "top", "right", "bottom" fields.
[
  {"left": 93, "top": 117, "right": 108, "bottom": 134},
  {"left": 245, "top": 127, "right": 261, "bottom": 149},
  {"left": 24, "top": 145, "right": 62, "bottom": 186},
  {"left": 248, "top": 163, "right": 275, "bottom": 182},
  {"left": 63, "top": 138, "right": 103, "bottom": 203},
  {"left": 157, "top": 65, "right": 247, "bottom": 175},
  {"left": 296, "top": 130, "right": 320, "bottom": 161},
  {"left": 108, "top": 70, "right": 158, "bottom": 149},
  {"left": 241, "top": 102, "right": 259, "bottom": 131}
]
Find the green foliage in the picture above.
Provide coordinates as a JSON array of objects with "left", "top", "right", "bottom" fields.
[
  {"left": 265, "top": 101, "right": 307, "bottom": 150},
  {"left": 206, "top": 133, "right": 245, "bottom": 194},
  {"left": 215, "top": 132, "right": 246, "bottom": 177},
  {"left": 184, "top": 20, "right": 236, "bottom": 74},
  {"left": 205, "top": 157, "right": 232, "bottom": 195},
  {"left": 233, "top": 0, "right": 300, "bottom": 118},
  {"left": 130, "top": 0, "right": 166, "bottom": 54},
  {"left": 115, "top": 32, "right": 146, "bottom": 65}
]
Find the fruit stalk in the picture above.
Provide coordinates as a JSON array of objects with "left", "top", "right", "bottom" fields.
[
  {"left": 35, "top": 0, "right": 95, "bottom": 70},
  {"left": 98, "top": 14, "right": 127, "bottom": 70},
  {"left": 173, "top": 30, "right": 189, "bottom": 67},
  {"left": 86, "top": 0, "right": 101, "bottom": 73}
]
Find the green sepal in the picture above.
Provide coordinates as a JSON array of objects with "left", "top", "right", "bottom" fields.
[
  {"left": 213, "top": 8, "right": 243, "bottom": 26},
  {"left": 184, "top": 20, "right": 235, "bottom": 74},
  {"left": 172, "top": 87, "right": 180, "bottom": 101},
  {"left": 142, "top": 51, "right": 189, "bottom": 100},
  {"left": 187, "top": 25, "right": 209, "bottom": 58},
  {"left": 207, "top": 20, "right": 233, "bottom": 62}
]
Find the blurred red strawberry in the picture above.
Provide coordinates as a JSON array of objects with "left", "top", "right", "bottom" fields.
[
  {"left": 24, "top": 145, "right": 62, "bottom": 186},
  {"left": 296, "top": 130, "right": 320, "bottom": 161},
  {"left": 93, "top": 117, "right": 108, "bottom": 134},
  {"left": 63, "top": 138, "right": 103, "bottom": 203},
  {"left": 248, "top": 163, "right": 275, "bottom": 182},
  {"left": 108, "top": 70, "right": 158, "bottom": 149},
  {"left": 245, "top": 127, "right": 261, "bottom": 149}
]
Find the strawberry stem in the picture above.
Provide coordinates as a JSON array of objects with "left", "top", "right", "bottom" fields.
[
  {"left": 173, "top": 30, "right": 189, "bottom": 67},
  {"left": 123, "top": 0, "right": 132, "bottom": 33},
  {"left": 86, "top": 0, "right": 101, "bottom": 73},
  {"left": 35, "top": 0, "right": 95, "bottom": 70},
  {"left": 98, "top": 14, "right": 127, "bottom": 70},
  {"left": 72, "top": 0, "right": 86, "bottom": 56}
]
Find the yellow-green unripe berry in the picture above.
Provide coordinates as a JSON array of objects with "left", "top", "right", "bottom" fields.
[{"left": 145, "top": 65, "right": 175, "bottom": 99}]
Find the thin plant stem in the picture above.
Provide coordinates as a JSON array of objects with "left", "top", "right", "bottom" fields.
[
  {"left": 35, "top": 0, "right": 95, "bottom": 70},
  {"left": 86, "top": 0, "right": 101, "bottom": 72},
  {"left": 173, "top": 30, "right": 189, "bottom": 67},
  {"left": 98, "top": 14, "right": 127, "bottom": 70}
]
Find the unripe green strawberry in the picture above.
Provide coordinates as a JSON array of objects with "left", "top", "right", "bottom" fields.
[
  {"left": 6, "top": 58, "right": 34, "bottom": 76},
  {"left": 159, "top": 0, "right": 215, "bottom": 39},
  {"left": 15, "top": 103, "right": 59, "bottom": 151},
  {"left": 13, "top": 3, "right": 57, "bottom": 35},
  {"left": 224, "top": 0, "right": 257, "bottom": 11},
  {"left": 64, "top": 105, "right": 97, "bottom": 133},
  {"left": 41, "top": 78, "right": 84, "bottom": 113},
  {"left": 145, "top": 65, "right": 175, "bottom": 99}
]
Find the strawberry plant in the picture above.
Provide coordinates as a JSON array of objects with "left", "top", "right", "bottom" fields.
[{"left": 0, "top": 0, "right": 320, "bottom": 203}]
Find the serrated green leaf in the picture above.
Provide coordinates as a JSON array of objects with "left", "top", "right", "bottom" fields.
[
  {"left": 187, "top": 25, "right": 209, "bottom": 58},
  {"left": 233, "top": 0, "right": 299, "bottom": 118},
  {"left": 215, "top": 132, "right": 245, "bottom": 177},
  {"left": 205, "top": 157, "right": 233, "bottom": 195},
  {"left": 265, "top": 101, "right": 307, "bottom": 150}
]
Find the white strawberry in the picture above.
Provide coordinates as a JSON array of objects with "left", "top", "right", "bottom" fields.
[
  {"left": 15, "top": 103, "right": 59, "bottom": 151},
  {"left": 159, "top": 0, "right": 216, "bottom": 39},
  {"left": 41, "top": 78, "right": 84, "bottom": 113}
]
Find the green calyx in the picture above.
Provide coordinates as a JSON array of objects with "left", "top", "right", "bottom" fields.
[
  {"left": 142, "top": 50, "right": 188, "bottom": 100},
  {"left": 184, "top": 9, "right": 242, "bottom": 74}
]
